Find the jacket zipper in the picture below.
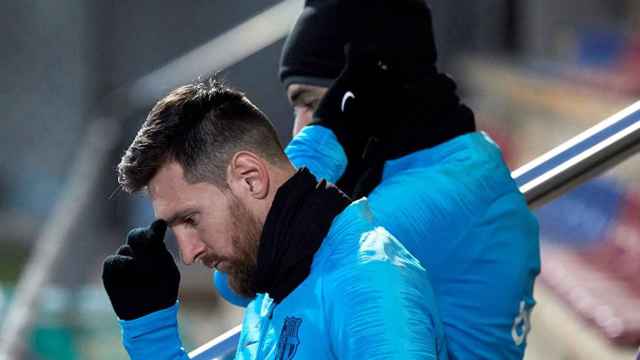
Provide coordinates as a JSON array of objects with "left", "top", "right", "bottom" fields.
[{"left": 256, "top": 302, "right": 276, "bottom": 360}]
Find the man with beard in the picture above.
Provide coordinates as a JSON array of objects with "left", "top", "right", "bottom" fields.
[
  {"left": 215, "top": 0, "right": 540, "bottom": 358},
  {"left": 102, "top": 79, "right": 448, "bottom": 359}
]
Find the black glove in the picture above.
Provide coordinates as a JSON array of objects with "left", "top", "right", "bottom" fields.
[
  {"left": 102, "top": 220, "right": 180, "bottom": 320},
  {"left": 314, "top": 0, "right": 475, "bottom": 197},
  {"left": 341, "top": 0, "right": 438, "bottom": 74},
  {"left": 314, "top": 0, "right": 449, "bottom": 143},
  {"left": 315, "top": 0, "right": 439, "bottom": 110},
  {"left": 312, "top": 0, "right": 443, "bottom": 174},
  {"left": 311, "top": 49, "right": 376, "bottom": 197}
]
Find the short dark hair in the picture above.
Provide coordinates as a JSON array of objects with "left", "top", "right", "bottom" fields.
[{"left": 117, "top": 78, "right": 286, "bottom": 193}]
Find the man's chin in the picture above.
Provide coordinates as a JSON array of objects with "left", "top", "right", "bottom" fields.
[
  {"left": 229, "top": 284, "right": 256, "bottom": 299},
  {"left": 228, "top": 271, "right": 257, "bottom": 299}
]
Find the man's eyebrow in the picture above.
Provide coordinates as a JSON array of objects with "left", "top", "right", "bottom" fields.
[{"left": 164, "top": 209, "right": 196, "bottom": 226}]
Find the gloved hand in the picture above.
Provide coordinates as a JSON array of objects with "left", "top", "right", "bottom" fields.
[
  {"left": 313, "top": 0, "right": 443, "bottom": 140},
  {"left": 312, "top": 0, "right": 442, "bottom": 180},
  {"left": 313, "top": 0, "right": 474, "bottom": 197},
  {"left": 310, "top": 48, "right": 374, "bottom": 197},
  {"left": 102, "top": 219, "right": 180, "bottom": 320},
  {"left": 340, "top": 0, "right": 438, "bottom": 75}
]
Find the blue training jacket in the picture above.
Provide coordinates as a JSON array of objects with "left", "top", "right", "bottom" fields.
[
  {"left": 118, "top": 200, "right": 448, "bottom": 360},
  {"left": 120, "top": 125, "right": 539, "bottom": 359},
  {"left": 234, "top": 199, "right": 447, "bottom": 359},
  {"left": 283, "top": 126, "right": 541, "bottom": 359}
]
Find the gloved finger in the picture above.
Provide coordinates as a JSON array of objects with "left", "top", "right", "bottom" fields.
[
  {"left": 127, "top": 219, "right": 167, "bottom": 254},
  {"left": 126, "top": 227, "right": 146, "bottom": 245},
  {"left": 149, "top": 219, "right": 168, "bottom": 240},
  {"left": 312, "top": 71, "right": 353, "bottom": 122},
  {"left": 102, "top": 254, "right": 135, "bottom": 282},
  {"left": 116, "top": 244, "right": 134, "bottom": 257}
]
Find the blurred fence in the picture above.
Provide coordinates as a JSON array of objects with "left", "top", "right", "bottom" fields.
[{"left": 0, "top": 1, "right": 303, "bottom": 358}]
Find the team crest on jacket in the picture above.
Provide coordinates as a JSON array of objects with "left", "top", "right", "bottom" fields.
[{"left": 276, "top": 316, "right": 302, "bottom": 360}]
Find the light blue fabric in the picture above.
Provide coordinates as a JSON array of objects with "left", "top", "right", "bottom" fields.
[
  {"left": 368, "top": 132, "right": 540, "bottom": 359},
  {"left": 285, "top": 125, "right": 347, "bottom": 182},
  {"left": 279, "top": 127, "right": 540, "bottom": 359},
  {"left": 234, "top": 199, "right": 447, "bottom": 360},
  {"left": 119, "top": 302, "right": 189, "bottom": 360}
]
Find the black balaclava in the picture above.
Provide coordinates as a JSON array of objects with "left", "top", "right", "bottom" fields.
[{"left": 279, "top": 0, "right": 343, "bottom": 89}]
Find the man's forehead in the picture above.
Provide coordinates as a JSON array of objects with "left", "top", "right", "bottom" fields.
[
  {"left": 147, "top": 162, "right": 186, "bottom": 199},
  {"left": 147, "top": 161, "right": 224, "bottom": 218},
  {"left": 147, "top": 163, "right": 183, "bottom": 219}
]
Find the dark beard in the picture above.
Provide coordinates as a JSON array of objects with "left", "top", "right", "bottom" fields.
[{"left": 226, "top": 195, "right": 261, "bottom": 299}]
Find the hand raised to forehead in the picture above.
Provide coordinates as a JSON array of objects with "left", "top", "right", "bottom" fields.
[
  {"left": 126, "top": 219, "right": 168, "bottom": 254},
  {"left": 102, "top": 219, "right": 180, "bottom": 320}
]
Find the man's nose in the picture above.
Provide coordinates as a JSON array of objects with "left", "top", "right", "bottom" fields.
[
  {"left": 293, "top": 107, "right": 314, "bottom": 136},
  {"left": 174, "top": 229, "right": 206, "bottom": 265}
]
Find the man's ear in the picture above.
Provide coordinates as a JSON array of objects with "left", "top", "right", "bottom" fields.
[{"left": 227, "top": 151, "right": 269, "bottom": 200}]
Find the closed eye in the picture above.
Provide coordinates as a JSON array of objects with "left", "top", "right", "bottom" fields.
[{"left": 183, "top": 215, "right": 198, "bottom": 228}]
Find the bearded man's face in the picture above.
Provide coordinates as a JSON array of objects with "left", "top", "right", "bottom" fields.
[
  {"left": 149, "top": 161, "right": 262, "bottom": 298},
  {"left": 212, "top": 194, "right": 261, "bottom": 298}
]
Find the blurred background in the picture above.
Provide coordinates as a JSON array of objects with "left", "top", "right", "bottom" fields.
[{"left": 0, "top": 0, "right": 639, "bottom": 359}]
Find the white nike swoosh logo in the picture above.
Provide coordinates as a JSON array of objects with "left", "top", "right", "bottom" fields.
[{"left": 341, "top": 91, "right": 355, "bottom": 112}]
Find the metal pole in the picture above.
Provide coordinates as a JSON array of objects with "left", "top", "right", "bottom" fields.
[
  {"left": 0, "top": 119, "right": 120, "bottom": 359},
  {"left": 514, "top": 100, "right": 640, "bottom": 208}
]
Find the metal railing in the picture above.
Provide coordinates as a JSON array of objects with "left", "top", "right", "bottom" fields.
[
  {"left": 514, "top": 100, "right": 640, "bottom": 208},
  {"left": 188, "top": 100, "right": 640, "bottom": 359}
]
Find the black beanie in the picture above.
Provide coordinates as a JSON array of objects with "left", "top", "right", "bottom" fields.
[
  {"left": 280, "top": 0, "right": 440, "bottom": 89},
  {"left": 279, "top": 0, "right": 345, "bottom": 89}
]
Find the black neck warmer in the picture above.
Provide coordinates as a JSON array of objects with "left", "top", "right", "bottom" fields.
[
  {"left": 254, "top": 168, "right": 351, "bottom": 303},
  {"left": 371, "top": 71, "right": 476, "bottom": 161}
]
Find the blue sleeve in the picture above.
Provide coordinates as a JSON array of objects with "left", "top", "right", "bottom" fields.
[
  {"left": 324, "top": 228, "right": 448, "bottom": 360},
  {"left": 285, "top": 125, "right": 347, "bottom": 183},
  {"left": 119, "top": 302, "right": 190, "bottom": 360}
]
